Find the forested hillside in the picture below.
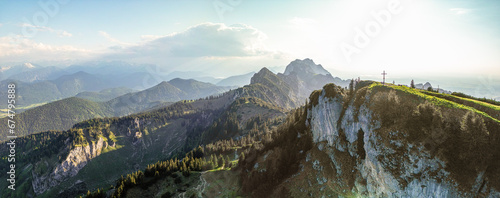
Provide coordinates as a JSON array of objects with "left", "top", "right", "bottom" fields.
[
  {"left": 0, "top": 75, "right": 289, "bottom": 197},
  {"left": 75, "top": 87, "right": 136, "bottom": 102},
  {"left": 0, "top": 79, "right": 231, "bottom": 143},
  {"left": 0, "top": 97, "right": 114, "bottom": 142}
]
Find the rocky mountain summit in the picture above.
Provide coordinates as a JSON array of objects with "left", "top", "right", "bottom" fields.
[
  {"left": 249, "top": 58, "right": 350, "bottom": 109},
  {"left": 283, "top": 58, "right": 331, "bottom": 76},
  {"left": 239, "top": 81, "right": 500, "bottom": 197}
]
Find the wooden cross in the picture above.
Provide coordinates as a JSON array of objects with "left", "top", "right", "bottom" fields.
[{"left": 381, "top": 70, "right": 387, "bottom": 85}]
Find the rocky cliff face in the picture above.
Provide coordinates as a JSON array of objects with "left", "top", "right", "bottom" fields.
[
  {"left": 32, "top": 137, "right": 110, "bottom": 195},
  {"left": 302, "top": 84, "right": 500, "bottom": 197}
]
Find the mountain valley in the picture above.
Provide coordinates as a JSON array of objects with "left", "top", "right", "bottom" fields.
[{"left": 0, "top": 59, "right": 498, "bottom": 198}]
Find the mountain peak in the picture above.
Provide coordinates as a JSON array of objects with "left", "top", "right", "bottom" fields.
[
  {"left": 250, "top": 67, "right": 281, "bottom": 84},
  {"left": 256, "top": 67, "right": 273, "bottom": 75},
  {"left": 157, "top": 81, "right": 170, "bottom": 86},
  {"left": 168, "top": 78, "right": 194, "bottom": 83},
  {"left": 283, "top": 58, "right": 330, "bottom": 76},
  {"left": 168, "top": 78, "right": 214, "bottom": 88},
  {"left": 73, "top": 71, "right": 92, "bottom": 76},
  {"left": 216, "top": 72, "right": 255, "bottom": 87}
]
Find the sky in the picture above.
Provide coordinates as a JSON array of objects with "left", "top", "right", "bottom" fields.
[{"left": 0, "top": 0, "right": 499, "bottom": 96}]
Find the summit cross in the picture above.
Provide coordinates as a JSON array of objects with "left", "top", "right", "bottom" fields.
[{"left": 381, "top": 70, "right": 387, "bottom": 85}]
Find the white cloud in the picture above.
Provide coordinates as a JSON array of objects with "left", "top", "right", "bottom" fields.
[
  {"left": 450, "top": 8, "right": 471, "bottom": 15},
  {"left": 96, "top": 23, "right": 288, "bottom": 76},
  {"left": 0, "top": 22, "right": 288, "bottom": 76},
  {"left": 106, "top": 23, "right": 275, "bottom": 59},
  {"left": 20, "top": 23, "right": 72, "bottom": 37},
  {"left": 98, "top": 31, "right": 131, "bottom": 46},
  {"left": 60, "top": 31, "right": 72, "bottom": 37},
  {"left": 0, "top": 35, "right": 91, "bottom": 64},
  {"left": 140, "top": 35, "right": 164, "bottom": 42}
]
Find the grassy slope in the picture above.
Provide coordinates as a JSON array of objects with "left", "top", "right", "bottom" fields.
[
  {"left": 365, "top": 82, "right": 500, "bottom": 192},
  {"left": 372, "top": 83, "right": 500, "bottom": 123},
  {"left": 420, "top": 90, "right": 500, "bottom": 120},
  {"left": 0, "top": 97, "right": 114, "bottom": 142},
  {"left": 0, "top": 101, "right": 49, "bottom": 118}
]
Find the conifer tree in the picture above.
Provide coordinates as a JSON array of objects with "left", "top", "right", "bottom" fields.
[{"left": 349, "top": 79, "right": 354, "bottom": 94}]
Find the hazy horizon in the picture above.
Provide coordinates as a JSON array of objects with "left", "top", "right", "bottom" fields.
[{"left": 1, "top": 0, "right": 499, "bottom": 98}]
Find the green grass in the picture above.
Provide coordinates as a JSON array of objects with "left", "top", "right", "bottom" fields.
[
  {"left": 457, "top": 96, "right": 500, "bottom": 111},
  {"left": 101, "top": 143, "right": 124, "bottom": 154},
  {"left": 371, "top": 84, "right": 500, "bottom": 123},
  {"left": 17, "top": 101, "right": 50, "bottom": 109},
  {"left": 207, "top": 163, "right": 235, "bottom": 172},
  {"left": 207, "top": 167, "right": 226, "bottom": 172},
  {"left": 0, "top": 102, "right": 50, "bottom": 118},
  {"left": 230, "top": 159, "right": 238, "bottom": 167},
  {"left": 0, "top": 101, "right": 50, "bottom": 111},
  {"left": 422, "top": 90, "right": 500, "bottom": 112}
]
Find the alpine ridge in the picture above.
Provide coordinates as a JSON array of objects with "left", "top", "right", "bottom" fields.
[{"left": 238, "top": 81, "right": 500, "bottom": 197}]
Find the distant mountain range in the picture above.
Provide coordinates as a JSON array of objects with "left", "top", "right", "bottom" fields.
[
  {"left": 0, "top": 63, "right": 42, "bottom": 80},
  {"left": 0, "top": 62, "right": 253, "bottom": 109},
  {"left": 108, "top": 78, "right": 230, "bottom": 115},
  {"left": 0, "top": 58, "right": 344, "bottom": 142},
  {"left": 0, "top": 71, "right": 117, "bottom": 108},
  {"left": 216, "top": 72, "right": 255, "bottom": 87},
  {"left": 1, "top": 61, "right": 229, "bottom": 86},
  {"left": 0, "top": 78, "right": 231, "bottom": 142},
  {"left": 7, "top": 66, "right": 68, "bottom": 82}
]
